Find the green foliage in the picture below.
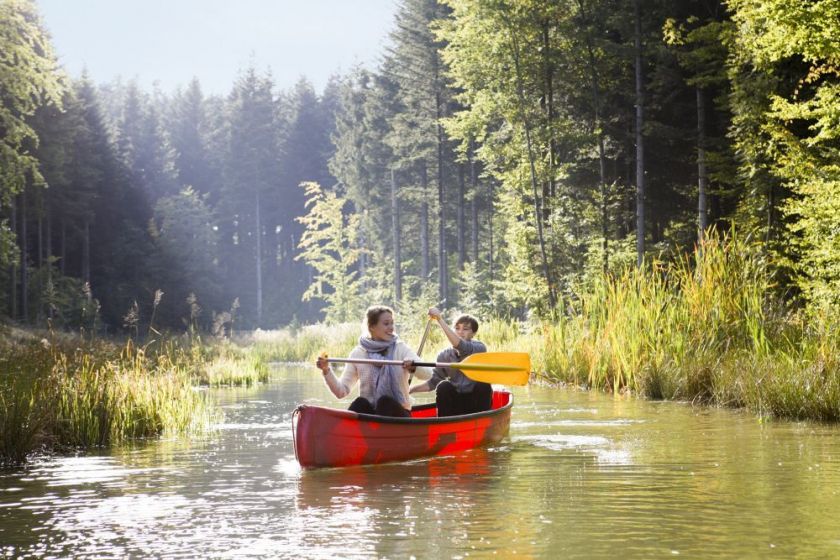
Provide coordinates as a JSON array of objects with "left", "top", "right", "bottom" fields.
[
  {"left": 296, "top": 182, "right": 364, "bottom": 323},
  {"left": 727, "top": 0, "right": 840, "bottom": 313},
  {"left": 2, "top": 0, "right": 838, "bottom": 354},
  {"left": 26, "top": 260, "right": 100, "bottom": 329},
  {"left": 0, "top": 0, "right": 65, "bottom": 213}
]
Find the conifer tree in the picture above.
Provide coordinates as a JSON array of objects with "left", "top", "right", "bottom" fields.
[{"left": 219, "top": 67, "right": 279, "bottom": 326}]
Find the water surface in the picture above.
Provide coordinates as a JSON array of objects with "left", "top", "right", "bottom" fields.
[{"left": 2, "top": 364, "right": 840, "bottom": 558}]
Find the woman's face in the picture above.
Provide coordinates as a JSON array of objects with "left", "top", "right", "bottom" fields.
[{"left": 369, "top": 311, "right": 395, "bottom": 341}]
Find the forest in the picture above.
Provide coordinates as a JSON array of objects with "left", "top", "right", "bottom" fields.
[{"left": 3, "top": 0, "right": 838, "bottom": 334}]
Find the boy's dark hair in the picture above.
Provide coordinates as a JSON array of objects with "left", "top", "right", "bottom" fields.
[{"left": 455, "top": 314, "right": 479, "bottom": 333}]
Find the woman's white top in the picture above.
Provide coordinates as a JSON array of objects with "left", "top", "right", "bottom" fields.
[{"left": 323, "top": 342, "right": 433, "bottom": 409}]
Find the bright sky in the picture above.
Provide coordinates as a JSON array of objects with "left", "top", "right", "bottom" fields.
[{"left": 38, "top": 0, "right": 397, "bottom": 95}]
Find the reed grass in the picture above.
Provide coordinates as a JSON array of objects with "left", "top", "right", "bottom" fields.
[
  {"left": 535, "top": 230, "right": 840, "bottom": 420},
  {"left": 0, "top": 331, "right": 271, "bottom": 465},
  {"left": 242, "top": 323, "right": 362, "bottom": 363}
]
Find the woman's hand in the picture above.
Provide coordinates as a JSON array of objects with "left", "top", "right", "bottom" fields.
[
  {"left": 403, "top": 359, "right": 417, "bottom": 373},
  {"left": 316, "top": 355, "right": 330, "bottom": 376}
]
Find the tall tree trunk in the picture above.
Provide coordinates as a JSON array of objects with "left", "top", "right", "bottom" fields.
[
  {"left": 457, "top": 163, "right": 465, "bottom": 271},
  {"left": 45, "top": 199, "right": 52, "bottom": 281},
  {"left": 46, "top": 202, "right": 53, "bottom": 319},
  {"left": 82, "top": 219, "right": 90, "bottom": 286},
  {"left": 420, "top": 161, "right": 430, "bottom": 280},
  {"left": 60, "top": 219, "right": 66, "bottom": 276},
  {"left": 21, "top": 189, "right": 29, "bottom": 322},
  {"left": 37, "top": 209, "right": 43, "bottom": 269},
  {"left": 697, "top": 85, "right": 709, "bottom": 242},
  {"left": 255, "top": 190, "right": 263, "bottom": 326},
  {"left": 9, "top": 199, "right": 17, "bottom": 319},
  {"left": 508, "top": 24, "right": 557, "bottom": 308},
  {"left": 470, "top": 153, "right": 479, "bottom": 263},
  {"left": 357, "top": 218, "right": 367, "bottom": 289},
  {"left": 390, "top": 169, "right": 402, "bottom": 303},
  {"left": 489, "top": 180, "right": 495, "bottom": 283},
  {"left": 436, "top": 99, "right": 447, "bottom": 303},
  {"left": 542, "top": 21, "right": 556, "bottom": 217},
  {"left": 433, "top": 49, "right": 448, "bottom": 303},
  {"left": 580, "top": 0, "right": 610, "bottom": 271},
  {"left": 37, "top": 205, "right": 43, "bottom": 322},
  {"left": 634, "top": 0, "right": 646, "bottom": 267}
]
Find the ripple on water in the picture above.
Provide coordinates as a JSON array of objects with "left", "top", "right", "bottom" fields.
[
  {"left": 512, "top": 419, "right": 642, "bottom": 428},
  {"left": 28, "top": 456, "right": 173, "bottom": 488},
  {"left": 514, "top": 433, "right": 611, "bottom": 450}
]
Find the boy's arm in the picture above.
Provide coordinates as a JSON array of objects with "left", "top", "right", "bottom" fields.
[
  {"left": 409, "top": 366, "right": 447, "bottom": 393},
  {"left": 409, "top": 380, "right": 432, "bottom": 393},
  {"left": 429, "top": 307, "right": 462, "bottom": 348}
]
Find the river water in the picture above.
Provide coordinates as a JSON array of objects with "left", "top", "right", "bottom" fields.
[{"left": 2, "top": 364, "right": 840, "bottom": 558}]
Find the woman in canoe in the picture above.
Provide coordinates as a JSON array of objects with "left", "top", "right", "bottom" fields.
[{"left": 315, "top": 305, "right": 433, "bottom": 417}]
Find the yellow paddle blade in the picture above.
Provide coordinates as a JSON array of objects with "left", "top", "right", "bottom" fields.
[{"left": 451, "top": 352, "right": 531, "bottom": 386}]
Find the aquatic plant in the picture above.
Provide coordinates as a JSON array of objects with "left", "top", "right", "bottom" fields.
[
  {"left": 0, "top": 334, "right": 238, "bottom": 465},
  {"left": 537, "top": 229, "right": 840, "bottom": 419}
]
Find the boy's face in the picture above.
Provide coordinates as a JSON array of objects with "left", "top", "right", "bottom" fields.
[{"left": 454, "top": 321, "right": 475, "bottom": 340}]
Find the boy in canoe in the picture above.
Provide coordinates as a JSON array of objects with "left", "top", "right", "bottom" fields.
[{"left": 409, "top": 307, "right": 492, "bottom": 417}]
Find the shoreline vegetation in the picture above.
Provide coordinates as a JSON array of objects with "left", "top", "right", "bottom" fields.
[
  {"left": 0, "top": 328, "right": 268, "bottom": 465},
  {"left": 247, "top": 232, "right": 839, "bottom": 422},
  {"left": 2, "top": 233, "right": 836, "bottom": 466}
]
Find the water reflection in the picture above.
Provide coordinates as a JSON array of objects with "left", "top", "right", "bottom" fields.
[
  {"left": 297, "top": 447, "right": 496, "bottom": 509},
  {"left": 294, "top": 448, "right": 505, "bottom": 558}
]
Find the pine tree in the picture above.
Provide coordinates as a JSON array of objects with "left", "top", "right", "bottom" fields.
[
  {"left": 167, "top": 78, "right": 220, "bottom": 196},
  {"left": 219, "top": 67, "right": 280, "bottom": 327},
  {"left": 0, "top": 0, "right": 64, "bottom": 314}
]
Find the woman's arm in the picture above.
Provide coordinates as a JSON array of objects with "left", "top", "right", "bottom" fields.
[{"left": 317, "top": 354, "right": 357, "bottom": 398}]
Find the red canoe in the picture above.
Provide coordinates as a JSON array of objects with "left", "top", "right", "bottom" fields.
[{"left": 292, "top": 390, "right": 513, "bottom": 468}]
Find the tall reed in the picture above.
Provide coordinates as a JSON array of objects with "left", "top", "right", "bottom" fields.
[
  {"left": 243, "top": 323, "right": 363, "bottom": 363},
  {"left": 537, "top": 230, "right": 840, "bottom": 419},
  {"left": 1, "top": 335, "right": 217, "bottom": 465}
]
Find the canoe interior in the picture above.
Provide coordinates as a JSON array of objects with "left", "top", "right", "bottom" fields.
[{"left": 293, "top": 390, "right": 513, "bottom": 468}]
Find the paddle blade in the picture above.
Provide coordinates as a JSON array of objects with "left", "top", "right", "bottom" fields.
[{"left": 455, "top": 352, "right": 531, "bottom": 385}]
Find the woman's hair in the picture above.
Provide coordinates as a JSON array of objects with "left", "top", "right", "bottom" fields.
[
  {"left": 455, "top": 314, "right": 479, "bottom": 333},
  {"left": 366, "top": 305, "right": 394, "bottom": 330}
]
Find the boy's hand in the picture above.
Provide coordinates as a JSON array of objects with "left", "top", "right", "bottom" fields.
[{"left": 428, "top": 307, "right": 442, "bottom": 320}]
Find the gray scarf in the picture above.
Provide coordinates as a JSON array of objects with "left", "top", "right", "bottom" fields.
[{"left": 359, "top": 335, "right": 404, "bottom": 407}]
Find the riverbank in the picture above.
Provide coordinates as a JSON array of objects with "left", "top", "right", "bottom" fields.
[
  {"left": 0, "top": 327, "right": 269, "bottom": 465},
  {"left": 246, "top": 233, "right": 839, "bottom": 422}
]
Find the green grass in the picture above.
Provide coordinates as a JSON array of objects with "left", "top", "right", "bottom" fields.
[
  {"left": 242, "top": 322, "right": 366, "bottom": 363},
  {"left": 0, "top": 330, "right": 272, "bottom": 465},
  {"left": 532, "top": 230, "right": 840, "bottom": 420}
]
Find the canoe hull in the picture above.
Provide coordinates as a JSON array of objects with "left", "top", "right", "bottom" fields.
[{"left": 293, "top": 391, "right": 513, "bottom": 468}]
